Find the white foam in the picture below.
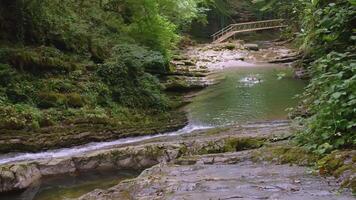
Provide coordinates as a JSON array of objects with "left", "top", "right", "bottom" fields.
[{"left": 0, "top": 124, "right": 212, "bottom": 165}]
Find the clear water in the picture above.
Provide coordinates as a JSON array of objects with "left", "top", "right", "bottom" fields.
[
  {"left": 0, "top": 170, "right": 139, "bottom": 200},
  {"left": 187, "top": 65, "right": 306, "bottom": 126}
]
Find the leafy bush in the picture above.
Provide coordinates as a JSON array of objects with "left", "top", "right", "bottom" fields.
[
  {"left": 257, "top": 0, "right": 355, "bottom": 153},
  {"left": 0, "top": 104, "right": 45, "bottom": 130},
  {"left": 0, "top": 64, "right": 18, "bottom": 86},
  {"left": 97, "top": 58, "right": 168, "bottom": 110},
  {"left": 111, "top": 44, "right": 168, "bottom": 73},
  {"left": 296, "top": 52, "right": 356, "bottom": 153}
]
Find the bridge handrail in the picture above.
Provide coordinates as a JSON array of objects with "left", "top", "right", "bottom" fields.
[
  {"left": 211, "top": 24, "right": 234, "bottom": 37},
  {"left": 229, "top": 19, "right": 284, "bottom": 27},
  {"left": 211, "top": 19, "right": 285, "bottom": 37}
]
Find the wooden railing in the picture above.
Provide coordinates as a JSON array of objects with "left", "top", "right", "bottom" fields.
[{"left": 212, "top": 19, "right": 287, "bottom": 43}]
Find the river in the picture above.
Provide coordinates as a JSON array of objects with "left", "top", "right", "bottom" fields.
[{"left": 0, "top": 60, "right": 306, "bottom": 200}]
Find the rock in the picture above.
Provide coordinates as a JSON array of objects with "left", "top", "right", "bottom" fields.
[
  {"left": 244, "top": 43, "right": 259, "bottom": 51},
  {"left": 0, "top": 164, "right": 41, "bottom": 192},
  {"left": 38, "top": 158, "right": 76, "bottom": 176},
  {"left": 0, "top": 121, "right": 292, "bottom": 193},
  {"left": 77, "top": 151, "right": 354, "bottom": 200},
  {"left": 163, "top": 76, "right": 209, "bottom": 91}
]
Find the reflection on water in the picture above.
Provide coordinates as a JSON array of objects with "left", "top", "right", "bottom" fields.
[
  {"left": 1, "top": 170, "right": 139, "bottom": 200},
  {"left": 187, "top": 65, "right": 306, "bottom": 126}
]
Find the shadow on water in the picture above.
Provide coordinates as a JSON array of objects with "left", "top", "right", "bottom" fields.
[{"left": 0, "top": 169, "right": 140, "bottom": 200}]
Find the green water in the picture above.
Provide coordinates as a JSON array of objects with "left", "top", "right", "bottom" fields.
[
  {"left": 1, "top": 170, "right": 139, "bottom": 200},
  {"left": 187, "top": 65, "right": 306, "bottom": 126}
]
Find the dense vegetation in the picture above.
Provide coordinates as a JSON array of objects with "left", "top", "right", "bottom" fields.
[
  {"left": 257, "top": 0, "right": 355, "bottom": 153},
  {"left": 0, "top": 0, "right": 207, "bottom": 134}
]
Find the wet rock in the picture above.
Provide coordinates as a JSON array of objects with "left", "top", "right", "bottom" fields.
[
  {"left": 0, "top": 164, "right": 41, "bottom": 192},
  {"left": 163, "top": 76, "right": 210, "bottom": 91},
  {"left": 0, "top": 121, "right": 292, "bottom": 193},
  {"left": 38, "top": 158, "right": 76, "bottom": 176},
  {"left": 245, "top": 43, "right": 259, "bottom": 51},
  {"left": 78, "top": 152, "right": 354, "bottom": 200}
]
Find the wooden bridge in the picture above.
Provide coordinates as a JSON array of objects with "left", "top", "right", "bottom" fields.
[{"left": 211, "top": 19, "right": 287, "bottom": 43}]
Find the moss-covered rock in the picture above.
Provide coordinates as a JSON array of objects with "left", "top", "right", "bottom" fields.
[
  {"left": 66, "top": 93, "right": 85, "bottom": 108},
  {"left": 223, "top": 137, "right": 265, "bottom": 152},
  {"left": 252, "top": 145, "right": 320, "bottom": 166},
  {"left": 37, "top": 92, "right": 67, "bottom": 108},
  {"left": 317, "top": 150, "right": 356, "bottom": 193},
  {"left": 6, "top": 47, "right": 79, "bottom": 74}
]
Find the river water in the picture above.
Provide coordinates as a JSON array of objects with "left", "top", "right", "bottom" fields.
[
  {"left": 1, "top": 170, "right": 139, "bottom": 200},
  {"left": 188, "top": 64, "right": 306, "bottom": 126},
  {"left": 1, "top": 63, "right": 306, "bottom": 200}
]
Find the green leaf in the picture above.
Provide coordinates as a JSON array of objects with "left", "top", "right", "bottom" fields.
[
  {"left": 348, "top": 0, "right": 356, "bottom": 6},
  {"left": 332, "top": 92, "right": 342, "bottom": 99}
]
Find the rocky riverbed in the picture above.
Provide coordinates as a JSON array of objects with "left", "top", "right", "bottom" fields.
[
  {"left": 1, "top": 40, "right": 354, "bottom": 199},
  {"left": 1, "top": 120, "right": 354, "bottom": 198},
  {"left": 76, "top": 121, "right": 355, "bottom": 200},
  {"left": 0, "top": 121, "right": 290, "bottom": 193},
  {"left": 163, "top": 40, "right": 303, "bottom": 92},
  {"left": 79, "top": 152, "right": 353, "bottom": 200}
]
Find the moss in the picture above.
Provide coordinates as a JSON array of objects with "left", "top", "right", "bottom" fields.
[
  {"left": 224, "top": 44, "right": 236, "bottom": 50},
  {"left": 110, "top": 151, "right": 123, "bottom": 164},
  {"left": 143, "top": 145, "right": 165, "bottom": 159},
  {"left": 66, "top": 93, "right": 85, "bottom": 108},
  {"left": 7, "top": 47, "right": 78, "bottom": 74},
  {"left": 252, "top": 145, "right": 320, "bottom": 166},
  {"left": 37, "top": 92, "right": 67, "bottom": 108},
  {"left": 178, "top": 144, "right": 189, "bottom": 157},
  {"left": 197, "top": 137, "right": 265, "bottom": 155},
  {"left": 223, "top": 137, "right": 265, "bottom": 152},
  {"left": 37, "top": 92, "right": 85, "bottom": 108},
  {"left": 317, "top": 150, "right": 355, "bottom": 176},
  {"left": 333, "top": 164, "right": 353, "bottom": 178}
]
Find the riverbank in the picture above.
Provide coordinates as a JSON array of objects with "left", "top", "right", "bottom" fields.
[{"left": 0, "top": 110, "right": 188, "bottom": 154}]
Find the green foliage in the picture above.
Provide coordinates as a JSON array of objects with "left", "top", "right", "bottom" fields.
[
  {"left": 5, "top": 47, "right": 79, "bottom": 74},
  {"left": 0, "top": 64, "right": 18, "bottom": 86},
  {"left": 0, "top": 104, "right": 45, "bottom": 130},
  {"left": 111, "top": 44, "right": 168, "bottom": 73},
  {"left": 255, "top": 0, "right": 355, "bottom": 153},
  {"left": 97, "top": 58, "right": 168, "bottom": 110},
  {"left": 297, "top": 52, "right": 356, "bottom": 153},
  {"left": 0, "top": 0, "right": 210, "bottom": 131},
  {"left": 257, "top": 0, "right": 356, "bottom": 153}
]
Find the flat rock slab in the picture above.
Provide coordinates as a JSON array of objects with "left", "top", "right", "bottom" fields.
[{"left": 79, "top": 152, "right": 353, "bottom": 200}]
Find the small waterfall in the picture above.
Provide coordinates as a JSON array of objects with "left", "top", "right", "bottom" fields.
[{"left": 0, "top": 124, "right": 212, "bottom": 165}]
